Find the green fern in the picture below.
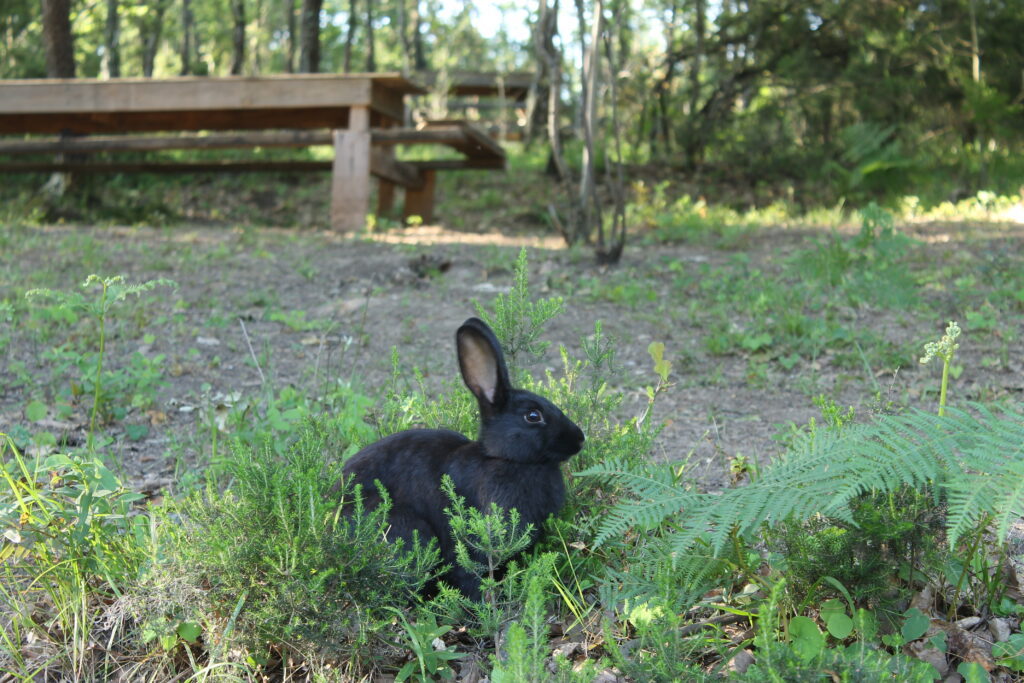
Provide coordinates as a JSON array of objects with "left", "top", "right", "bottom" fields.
[{"left": 584, "top": 403, "right": 1024, "bottom": 555}]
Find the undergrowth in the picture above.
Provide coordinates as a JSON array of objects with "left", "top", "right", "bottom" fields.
[{"left": 2, "top": 248, "right": 1023, "bottom": 681}]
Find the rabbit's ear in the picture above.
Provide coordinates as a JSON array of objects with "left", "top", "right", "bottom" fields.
[{"left": 457, "top": 318, "right": 510, "bottom": 413}]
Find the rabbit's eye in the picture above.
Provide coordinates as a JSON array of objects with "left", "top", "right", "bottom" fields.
[{"left": 524, "top": 409, "right": 544, "bottom": 424}]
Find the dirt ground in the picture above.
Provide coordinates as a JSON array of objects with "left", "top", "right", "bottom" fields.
[{"left": 3, "top": 219, "right": 1023, "bottom": 495}]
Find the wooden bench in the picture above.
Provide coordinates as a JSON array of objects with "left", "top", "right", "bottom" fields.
[{"left": 0, "top": 74, "right": 506, "bottom": 229}]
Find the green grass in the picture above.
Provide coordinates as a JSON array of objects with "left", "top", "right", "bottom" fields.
[{"left": 1, "top": 161, "right": 1024, "bottom": 680}]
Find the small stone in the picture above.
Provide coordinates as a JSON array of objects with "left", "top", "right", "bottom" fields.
[
  {"left": 988, "top": 617, "right": 1012, "bottom": 643},
  {"left": 196, "top": 336, "right": 220, "bottom": 346},
  {"left": 552, "top": 641, "right": 582, "bottom": 659},
  {"left": 955, "top": 616, "right": 983, "bottom": 630},
  {"left": 908, "top": 640, "right": 949, "bottom": 677},
  {"left": 728, "top": 650, "right": 755, "bottom": 674}
]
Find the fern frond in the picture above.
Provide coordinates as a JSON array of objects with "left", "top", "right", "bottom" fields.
[
  {"left": 586, "top": 402, "right": 1024, "bottom": 556},
  {"left": 581, "top": 459, "right": 695, "bottom": 546},
  {"left": 944, "top": 404, "right": 1024, "bottom": 546}
]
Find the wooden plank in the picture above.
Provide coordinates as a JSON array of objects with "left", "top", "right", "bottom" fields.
[
  {"left": 0, "top": 127, "right": 490, "bottom": 153},
  {"left": 0, "top": 74, "right": 422, "bottom": 134},
  {"left": 0, "top": 157, "right": 504, "bottom": 174},
  {"left": 0, "top": 130, "right": 335, "bottom": 153},
  {"left": 410, "top": 158, "right": 505, "bottom": 170},
  {"left": 416, "top": 71, "right": 534, "bottom": 99},
  {"left": 0, "top": 107, "right": 352, "bottom": 134},
  {"left": 422, "top": 120, "right": 505, "bottom": 161},
  {"left": 371, "top": 126, "right": 470, "bottom": 145},
  {"left": 330, "top": 106, "right": 371, "bottom": 232},
  {"left": 370, "top": 81, "right": 408, "bottom": 124},
  {"left": 403, "top": 169, "right": 436, "bottom": 223},
  {"left": 377, "top": 180, "right": 397, "bottom": 216},
  {"left": 0, "top": 160, "right": 334, "bottom": 173},
  {"left": 369, "top": 146, "right": 422, "bottom": 188},
  {"left": 0, "top": 74, "right": 421, "bottom": 114}
]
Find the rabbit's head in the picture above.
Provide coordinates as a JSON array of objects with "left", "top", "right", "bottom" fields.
[{"left": 457, "top": 318, "right": 585, "bottom": 464}]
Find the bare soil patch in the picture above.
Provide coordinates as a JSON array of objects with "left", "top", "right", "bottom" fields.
[{"left": 2, "top": 219, "right": 1023, "bottom": 493}]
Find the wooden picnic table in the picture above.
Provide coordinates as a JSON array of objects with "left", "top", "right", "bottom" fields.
[{"left": 0, "top": 73, "right": 506, "bottom": 230}]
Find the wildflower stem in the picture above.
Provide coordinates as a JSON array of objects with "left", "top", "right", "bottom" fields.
[
  {"left": 938, "top": 356, "right": 950, "bottom": 417},
  {"left": 88, "top": 281, "right": 108, "bottom": 452}
]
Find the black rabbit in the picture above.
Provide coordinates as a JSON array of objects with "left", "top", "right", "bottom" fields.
[{"left": 341, "top": 317, "right": 585, "bottom": 599}]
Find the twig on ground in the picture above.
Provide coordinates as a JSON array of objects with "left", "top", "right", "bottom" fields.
[{"left": 238, "top": 318, "right": 266, "bottom": 385}]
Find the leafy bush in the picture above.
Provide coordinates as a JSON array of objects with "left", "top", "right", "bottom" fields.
[{"left": 825, "top": 122, "right": 917, "bottom": 201}]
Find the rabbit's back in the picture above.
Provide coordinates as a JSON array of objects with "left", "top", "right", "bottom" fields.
[
  {"left": 343, "top": 430, "right": 563, "bottom": 517},
  {"left": 343, "top": 429, "right": 469, "bottom": 502}
]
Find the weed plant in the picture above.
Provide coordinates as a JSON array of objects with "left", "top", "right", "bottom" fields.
[
  {"left": 25, "top": 275, "right": 175, "bottom": 451},
  {"left": 0, "top": 434, "right": 149, "bottom": 679}
]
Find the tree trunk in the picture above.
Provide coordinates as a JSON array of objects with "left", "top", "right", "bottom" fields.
[
  {"left": 252, "top": 0, "right": 263, "bottom": 73},
  {"left": 103, "top": 0, "right": 120, "bottom": 77},
  {"left": 969, "top": 0, "right": 980, "bottom": 83},
  {"left": 179, "top": 0, "right": 192, "bottom": 74},
  {"left": 298, "top": 0, "right": 322, "bottom": 72},
  {"left": 597, "top": 0, "right": 625, "bottom": 264},
  {"left": 343, "top": 0, "right": 357, "bottom": 73},
  {"left": 689, "top": 0, "right": 704, "bottom": 116},
  {"left": 526, "top": 0, "right": 555, "bottom": 145},
  {"left": 654, "top": 1, "right": 677, "bottom": 154},
  {"left": 396, "top": 0, "right": 411, "bottom": 71},
  {"left": 41, "top": 0, "right": 75, "bottom": 78},
  {"left": 577, "top": 0, "right": 602, "bottom": 240},
  {"left": 285, "top": 0, "right": 296, "bottom": 72},
  {"left": 365, "top": 0, "right": 376, "bottom": 72},
  {"left": 140, "top": 0, "right": 168, "bottom": 78},
  {"left": 409, "top": 0, "right": 426, "bottom": 70},
  {"left": 230, "top": 0, "right": 245, "bottom": 75},
  {"left": 535, "top": 0, "right": 577, "bottom": 244}
]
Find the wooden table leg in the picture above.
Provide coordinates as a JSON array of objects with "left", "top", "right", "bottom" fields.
[
  {"left": 403, "top": 168, "right": 436, "bottom": 223},
  {"left": 377, "top": 177, "right": 396, "bottom": 217},
  {"left": 330, "top": 105, "right": 370, "bottom": 232}
]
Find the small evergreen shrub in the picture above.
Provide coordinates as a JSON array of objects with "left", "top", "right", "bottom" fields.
[
  {"left": 145, "top": 421, "right": 441, "bottom": 670},
  {"left": 767, "top": 486, "right": 945, "bottom": 605}
]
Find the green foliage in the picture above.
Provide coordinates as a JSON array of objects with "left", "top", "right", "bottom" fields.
[
  {"left": 488, "top": 553, "right": 555, "bottom": 682},
  {"left": 216, "top": 381, "right": 377, "bottom": 462},
  {"left": 426, "top": 480, "right": 560, "bottom": 645},
  {"left": 25, "top": 275, "right": 176, "bottom": 451},
  {"left": 148, "top": 421, "right": 441, "bottom": 668},
  {"left": 734, "top": 582, "right": 936, "bottom": 682},
  {"left": 443, "top": 476, "right": 537, "bottom": 589},
  {"left": 587, "top": 403, "right": 1024, "bottom": 555},
  {"left": 473, "top": 247, "right": 564, "bottom": 371},
  {"left": 738, "top": 636, "right": 937, "bottom": 682},
  {"left": 826, "top": 123, "right": 917, "bottom": 200},
  {"left": 604, "top": 600, "right": 717, "bottom": 683},
  {"left": 767, "top": 487, "right": 943, "bottom": 604},
  {"left": 391, "top": 611, "right": 464, "bottom": 682},
  {"left": 629, "top": 182, "right": 771, "bottom": 246},
  {"left": 792, "top": 204, "right": 918, "bottom": 309},
  {"left": 0, "top": 434, "right": 149, "bottom": 677},
  {"left": 993, "top": 633, "right": 1024, "bottom": 672}
]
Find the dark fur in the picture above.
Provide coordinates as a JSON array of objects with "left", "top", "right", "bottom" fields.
[{"left": 341, "top": 318, "right": 585, "bottom": 599}]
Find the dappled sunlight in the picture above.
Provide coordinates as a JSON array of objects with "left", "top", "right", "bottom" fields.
[{"left": 346, "top": 223, "right": 567, "bottom": 248}]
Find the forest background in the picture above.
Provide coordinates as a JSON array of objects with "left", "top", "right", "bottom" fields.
[{"left": 5, "top": 0, "right": 1024, "bottom": 219}]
